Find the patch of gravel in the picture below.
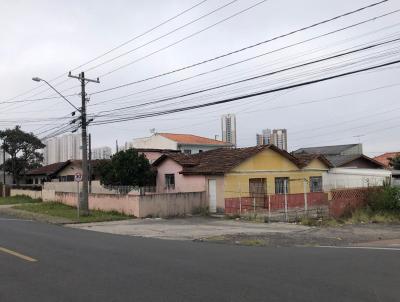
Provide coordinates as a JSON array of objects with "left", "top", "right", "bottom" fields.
[{"left": 203, "top": 224, "right": 400, "bottom": 247}]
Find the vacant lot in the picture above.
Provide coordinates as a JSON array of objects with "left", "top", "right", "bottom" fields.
[{"left": 67, "top": 216, "right": 400, "bottom": 247}]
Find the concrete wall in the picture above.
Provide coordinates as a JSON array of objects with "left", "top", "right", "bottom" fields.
[
  {"left": 138, "top": 192, "right": 206, "bottom": 218},
  {"left": 132, "top": 135, "right": 177, "bottom": 150},
  {"left": 43, "top": 189, "right": 205, "bottom": 218},
  {"left": 53, "top": 192, "right": 140, "bottom": 216},
  {"left": 10, "top": 189, "right": 42, "bottom": 200},
  {"left": 323, "top": 168, "right": 392, "bottom": 190},
  {"left": 43, "top": 181, "right": 141, "bottom": 195},
  {"left": 156, "top": 158, "right": 206, "bottom": 193}
]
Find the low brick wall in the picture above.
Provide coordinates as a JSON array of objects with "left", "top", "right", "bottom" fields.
[
  {"left": 328, "top": 188, "right": 369, "bottom": 218},
  {"left": 43, "top": 190, "right": 206, "bottom": 218},
  {"left": 225, "top": 192, "right": 328, "bottom": 214}
]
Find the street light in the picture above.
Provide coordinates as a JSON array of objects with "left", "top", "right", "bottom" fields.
[{"left": 32, "top": 77, "right": 79, "bottom": 111}]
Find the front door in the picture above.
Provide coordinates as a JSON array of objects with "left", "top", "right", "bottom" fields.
[{"left": 208, "top": 179, "right": 217, "bottom": 213}]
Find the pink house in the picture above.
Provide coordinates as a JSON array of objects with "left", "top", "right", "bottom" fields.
[{"left": 135, "top": 148, "right": 180, "bottom": 164}]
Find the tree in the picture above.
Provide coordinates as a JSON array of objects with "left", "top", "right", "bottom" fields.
[
  {"left": 389, "top": 154, "right": 400, "bottom": 170},
  {"left": 0, "top": 126, "right": 45, "bottom": 184},
  {"left": 96, "top": 149, "right": 155, "bottom": 189}
]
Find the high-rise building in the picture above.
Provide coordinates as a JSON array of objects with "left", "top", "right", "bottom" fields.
[
  {"left": 256, "top": 134, "right": 264, "bottom": 146},
  {"left": 271, "top": 129, "right": 288, "bottom": 151},
  {"left": 256, "top": 129, "right": 272, "bottom": 146},
  {"left": 91, "top": 147, "right": 112, "bottom": 160},
  {"left": 43, "top": 134, "right": 82, "bottom": 164},
  {"left": 256, "top": 128, "right": 287, "bottom": 150},
  {"left": 221, "top": 114, "right": 237, "bottom": 147}
]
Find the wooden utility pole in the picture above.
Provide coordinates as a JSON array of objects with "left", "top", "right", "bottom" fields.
[{"left": 68, "top": 71, "right": 99, "bottom": 215}]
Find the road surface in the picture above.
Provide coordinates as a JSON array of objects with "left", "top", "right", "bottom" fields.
[{"left": 0, "top": 215, "right": 399, "bottom": 302}]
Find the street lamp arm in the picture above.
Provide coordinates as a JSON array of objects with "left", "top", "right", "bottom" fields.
[{"left": 32, "top": 77, "right": 80, "bottom": 111}]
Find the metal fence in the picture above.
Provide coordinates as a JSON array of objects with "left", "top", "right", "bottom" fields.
[{"left": 225, "top": 192, "right": 329, "bottom": 222}]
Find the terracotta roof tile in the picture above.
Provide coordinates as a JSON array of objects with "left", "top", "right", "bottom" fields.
[
  {"left": 154, "top": 145, "right": 311, "bottom": 175},
  {"left": 374, "top": 152, "right": 400, "bottom": 167},
  {"left": 26, "top": 161, "right": 70, "bottom": 176},
  {"left": 158, "top": 133, "right": 230, "bottom": 146}
]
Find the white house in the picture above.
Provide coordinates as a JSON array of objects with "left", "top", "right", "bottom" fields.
[{"left": 129, "top": 133, "right": 232, "bottom": 155}]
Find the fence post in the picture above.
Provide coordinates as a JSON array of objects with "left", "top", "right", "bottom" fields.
[
  {"left": 284, "top": 192, "right": 288, "bottom": 222},
  {"left": 239, "top": 187, "right": 242, "bottom": 215},
  {"left": 303, "top": 179, "right": 308, "bottom": 216},
  {"left": 253, "top": 197, "right": 256, "bottom": 214},
  {"left": 268, "top": 194, "right": 271, "bottom": 223}
]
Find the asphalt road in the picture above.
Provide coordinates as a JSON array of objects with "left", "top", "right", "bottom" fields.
[{"left": 0, "top": 216, "right": 399, "bottom": 302}]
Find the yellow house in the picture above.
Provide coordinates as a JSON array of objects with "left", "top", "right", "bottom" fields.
[{"left": 153, "top": 145, "right": 332, "bottom": 213}]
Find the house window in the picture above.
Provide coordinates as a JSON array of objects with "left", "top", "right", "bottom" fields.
[
  {"left": 310, "top": 176, "right": 323, "bottom": 192},
  {"left": 165, "top": 174, "right": 175, "bottom": 190},
  {"left": 249, "top": 178, "right": 266, "bottom": 205},
  {"left": 183, "top": 149, "right": 192, "bottom": 155},
  {"left": 275, "top": 177, "right": 289, "bottom": 194}
]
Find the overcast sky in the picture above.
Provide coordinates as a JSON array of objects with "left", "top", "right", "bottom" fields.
[{"left": 1, "top": 0, "right": 399, "bottom": 156}]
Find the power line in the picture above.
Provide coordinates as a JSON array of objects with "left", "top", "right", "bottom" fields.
[
  {"left": 2, "top": 5, "right": 397, "bottom": 109},
  {"left": 98, "top": 0, "right": 269, "bottom": 78},
  {"left": 93, "top": 37, "right": 400, "bottom": 116},
  {"left": 84, "top": 0, "right": 240, "bottom": 73},
  {"left": 89, "top": 0, "right": 393, "bottom": 96},
  {"left": 90, "top": 59, "right": 400, "bottom": 125},
  {"left": 0, "top": 0, "right": 208, "bottom": 105}
]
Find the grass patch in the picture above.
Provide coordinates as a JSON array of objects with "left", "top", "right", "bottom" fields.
[
  {"left": 13, "top": 202, "right": 132, "bottom": 223},
  {"left": 299, "top": 216, "right": 342, "bottom": 227},
  {"left": 347, "top": 208, "right": 400, "bottom": 224},
  {"left": 0, "top": 195, "right": 42, "bottom": 205}
]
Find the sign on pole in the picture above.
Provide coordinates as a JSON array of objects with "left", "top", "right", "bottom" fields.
[{"left": 75, "top": 173, "right": 82, "bottom": 182}]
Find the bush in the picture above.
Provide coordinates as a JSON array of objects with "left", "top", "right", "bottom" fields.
[{"left": 366, "top": 186, "right": 400, "bottom": 212}]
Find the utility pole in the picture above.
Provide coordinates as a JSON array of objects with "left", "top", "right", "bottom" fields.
[
  {"left": 68, "top": 71, "right": 99, "bottom": 215},
  {"left": 88, "top": 133, "right": 92, "bottom": 194},
  {"left": 2, "top": 144, "right": 6, "bottom": 197}
]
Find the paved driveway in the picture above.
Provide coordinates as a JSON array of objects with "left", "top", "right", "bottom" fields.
[{"left": 66, "top": 217, "right": 309, "bottom": 240}]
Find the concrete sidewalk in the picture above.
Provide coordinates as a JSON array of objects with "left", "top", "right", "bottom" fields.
[{"left": 66, "top": 217, "right": 309, "bottom": 240}]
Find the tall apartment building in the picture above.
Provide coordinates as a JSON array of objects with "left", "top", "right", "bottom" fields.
[
  {"left": 91, "top": 146, "right": 112, "bottom": 160},
  {"left": 256, "top": 129, "right": 272, "bottom": 146},
  {"left": 256, "top": 128, "right": 287, "bottom": 150},
  {"left": 221, "top": 114, "right": 237, "bottom": 147},
  {"left": 271, "top": 129, "right": 287, "bottom": 151},
  {"left": 43, "top": 134, "right": 82, "bottom": 165}
]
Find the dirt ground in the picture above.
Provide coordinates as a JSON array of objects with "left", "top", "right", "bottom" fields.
[
  {"left": 67, "top": 216, "right": 400, "bottom": 247},
  {"left": 204, "top": 223, "right": 400, "bottom": 247}
]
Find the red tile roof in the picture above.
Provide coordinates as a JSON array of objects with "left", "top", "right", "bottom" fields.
[
  {"left": 158, "top": 133, "right": 230, "bottom": 146},
  {"left": 26, "top": 161, "right": 70, "bottom": 176},
  {"left": 374, "top": 152, "right": 400, "bottom": 167},
  {"left": 154, "top": 145, "right": 330, "bottom": 175}
]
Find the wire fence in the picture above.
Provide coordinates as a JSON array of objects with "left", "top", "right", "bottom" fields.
[{"left": 225, "top": 192, "right": 329, "bottom": 222}]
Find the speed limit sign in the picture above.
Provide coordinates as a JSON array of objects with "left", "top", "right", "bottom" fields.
[{"left": 74, "top": 173, "right": 82, "bottom": 182}]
